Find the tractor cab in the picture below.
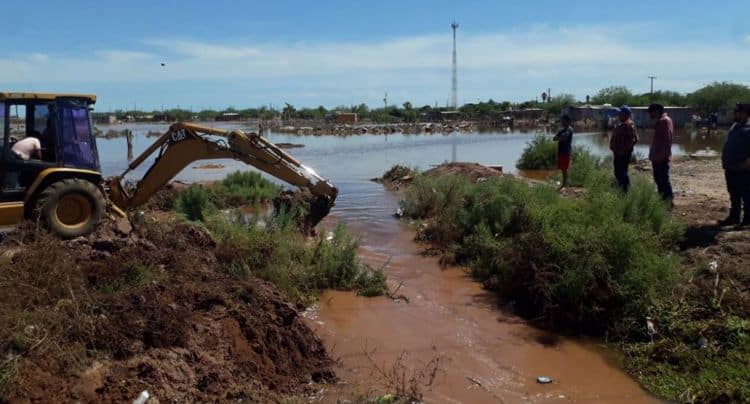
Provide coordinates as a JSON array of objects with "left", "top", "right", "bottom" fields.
[
  {"left": 0, "top": 92, "right": 100, "bottom": 199},
  {"left": 0, "top": 93, "right": 104, "bottom": 237}
]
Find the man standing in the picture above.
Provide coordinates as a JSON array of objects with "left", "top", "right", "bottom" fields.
[
  {"left": 719, "top": 103, "right": 750, "bottom": 227},
  {"left": 648, "top": 103, "right": 674, "bottom": 207},
  {"left": 553, "top": 115, "right": 573, "bottom": 188},
  {"left": 609, "top": 106, "right": 638, "bottom": 192}
]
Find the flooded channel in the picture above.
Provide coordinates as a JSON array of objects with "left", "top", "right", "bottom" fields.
[{"left": 96, "top": 124, "right": 725, "bottom": 403}]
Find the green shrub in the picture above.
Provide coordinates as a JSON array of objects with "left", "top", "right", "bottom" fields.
[
  {"left": 516, "top": 134, "right": 558, "bottom": 170},
  {"left": 208, "top": 214, "right": 386, "bottom": 303},
  {"left": 564, "top": 146, "right": 603, "bottom": 187},
  {"left": 213, "top": 171, "right": 281, "bottom": 207},
  {"left": 175, "top": 184, "right": 216, "bottom": 221},
  {"left": 401, "top": 172, "right": 684, "bottom": 336}
]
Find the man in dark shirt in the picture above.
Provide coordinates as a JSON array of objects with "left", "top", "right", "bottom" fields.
[
  {"left": 609, "top": 106, "right": 638, "bottom": 192},
  {"left": 720, "top": 103, "right": 750, "bottom": 227},
  {"left": 648, "top": 103, "right": 674, "bottom": 207},
  {"left": 553, "top": 115, "right": 573, "bottom": 188}
]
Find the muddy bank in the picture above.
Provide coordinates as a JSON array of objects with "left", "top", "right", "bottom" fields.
[
  {"left": 623, "top": 156, "right": 750, "bottom": 402},
  {"left": 0, "top": 217, "right": 334, "bottom": 402}
]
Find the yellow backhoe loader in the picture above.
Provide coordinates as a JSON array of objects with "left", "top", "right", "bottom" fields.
[{"left": 0, "top": 92, "right": 337, "bottom": 238}]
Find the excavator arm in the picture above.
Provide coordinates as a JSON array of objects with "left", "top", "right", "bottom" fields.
[{"left": 106, "top": 122, "right": 338, "bottom": 224}]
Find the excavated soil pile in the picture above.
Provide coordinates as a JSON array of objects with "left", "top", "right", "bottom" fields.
[
  {"left": 0, "top": 219, "right": 334, "bottom": 403},
  {"left": 423, "top": 162, "right": 504, "bottom": 182}
]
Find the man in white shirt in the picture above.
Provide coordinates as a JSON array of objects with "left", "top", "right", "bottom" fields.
[{"left": 11, "top": 137, "right": 42, "bottom": 160}]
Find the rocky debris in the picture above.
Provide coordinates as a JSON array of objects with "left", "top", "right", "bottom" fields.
[
  {"left": 273, "top": 121, "right": 479, "bottom": 136},
  {"left": 0, "top": 216, "right": 334, "bottom": 403}
]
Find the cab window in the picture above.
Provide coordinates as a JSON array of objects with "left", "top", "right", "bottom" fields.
[
  {"left": 33, "top": 104, "right": 49, "bottom": 134},
  {"left": 60, "top": 104, "right": 98, "bottom": 169}
]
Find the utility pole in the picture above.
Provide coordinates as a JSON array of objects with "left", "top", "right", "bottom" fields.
[
  {"left": 383, "top": 92, "right": 388, "bottom": 110},
  {"left": 451, "top": 21, "right": 459, "bottom": 109},
  {"left": 648, "top": 76, "right": 657, "bottom": 97}
]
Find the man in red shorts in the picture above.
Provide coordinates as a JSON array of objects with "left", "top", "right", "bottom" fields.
[{"left": 553, "top": 115, "right": 573, "bottom": 188}]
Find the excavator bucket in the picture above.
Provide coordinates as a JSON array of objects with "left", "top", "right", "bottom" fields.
[{"left": 273, "top": 190, "right": 335, "bottom": 234}]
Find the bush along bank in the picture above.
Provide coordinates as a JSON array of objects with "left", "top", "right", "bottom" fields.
[
  {"left": 174, "top": 172, "right": 387, "bottom": 303},
  {"left": 390, "top": 163, "right": 750, "bottom": 402},
  {"left": 516, "top": 134, "right": 605, "bottom": 188}
]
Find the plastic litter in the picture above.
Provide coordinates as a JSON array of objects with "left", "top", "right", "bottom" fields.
[
  {"left": 708, "top": 260, "right": 718, "bottom": 274},
  {"left": 537, "top": 376, "right": 553, "bottom": 384},
  {"left": 325, "top": 232, "right": 335, "bottom": 241},
  {"left": 394, "top": 207, "right": 404, "bottom": 218},
  {"left": 646, "top": 316, "right": 657, "bottom": 342},
  {"left": 132, "top": 390, "right": 150, "bottom": 404}
]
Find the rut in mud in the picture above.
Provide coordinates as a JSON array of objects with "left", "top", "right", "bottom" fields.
[{"left": 0, "top": 218, "right": 334, "bottom": 403}]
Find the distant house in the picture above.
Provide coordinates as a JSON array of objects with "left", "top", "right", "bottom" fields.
[
  {"left": 511, "top": 108, "right": 544, "bottom": 121},
  {"left": 94, "top": 115, "right": 117, "bottom": 125},
  {"left": 425, "top": 110, "right": 461, "bottom": 122},
  {"left": 564, "top": 105, "right": 694, "bottom": 128},
  {"left": 630, "top": 106, "right": 693, "bottom": 128},
  {"left": 563, "top": 105, "right": 610, "bottom": 124},
  {"left": 335, "top": 112, "right": 358, "bottom": 124},
  {"left": 215, "top": 112, "right": 240, "bottom": 121}
]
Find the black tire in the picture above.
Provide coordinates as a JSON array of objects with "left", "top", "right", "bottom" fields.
[{"left": 34, "top": 178, "right": 104, "bottom": 238}]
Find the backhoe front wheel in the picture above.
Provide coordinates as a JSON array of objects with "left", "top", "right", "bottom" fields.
[{"left": 35, "top": 179, "right": 105, "bottom": 238}]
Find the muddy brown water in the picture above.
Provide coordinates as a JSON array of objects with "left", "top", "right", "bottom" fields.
[
  {"left": 94, "top": 123, "right": 724, "bottom": 402},
  {"left": 310, "top": 192, "right": 657, "bottom": 403}
]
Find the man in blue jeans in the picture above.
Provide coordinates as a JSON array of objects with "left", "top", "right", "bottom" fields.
[
  {"left": 719, "top": 103, "right": 750, "bottom": 227},
  {"left": 609, "top": 106, "right": 638, "bottom": 192},
  {"left": 648, "top": 103, "right": 674, "bottom": 208}
]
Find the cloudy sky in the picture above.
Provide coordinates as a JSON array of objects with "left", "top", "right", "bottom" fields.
[{"left": 2, "top": 0, "right": 749, "bottom": 110}]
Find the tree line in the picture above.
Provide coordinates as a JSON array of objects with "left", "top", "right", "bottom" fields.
[{"left": 93, "top": 81, "right": 750, "bottom": 123}]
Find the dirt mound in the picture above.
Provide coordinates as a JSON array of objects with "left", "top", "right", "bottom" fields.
[
  {"left": 424, "top": 162, "right": 504, "bottom": 182},
  {"left": 0, "top": 218, "right": 334, "bottom": 403},
  {"left": 373, "top": 165, "right": 416, "bottom": 190}
]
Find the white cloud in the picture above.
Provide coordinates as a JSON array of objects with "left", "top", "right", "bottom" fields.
[
  {"left": 1, "top": 25, "right": 748, "bottom": 106},
  {"left": 148, "top": 40, "right": 262, "bottom": 59}
]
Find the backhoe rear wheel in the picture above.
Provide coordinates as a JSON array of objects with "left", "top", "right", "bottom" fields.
[{"left": 35, "top": 179, "right": 105, "bottom": 238}]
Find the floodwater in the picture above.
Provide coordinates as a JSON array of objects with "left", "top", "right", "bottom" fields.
[{"left": 96, "top": 123, "right": 725, "bottom": 403}]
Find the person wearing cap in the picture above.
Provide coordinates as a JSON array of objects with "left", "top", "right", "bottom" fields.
[
  {"left": 719, "top": 103, "right": 750, "bottom": 227},
  {"left": 609, "top": 106, "right": 638, "bottom": 192},
  {"left": 553, "top": 114, "right": 574, "bottom": 188},
  {"left": 648, "top": 103, "right": 674, "bottom": 207}
]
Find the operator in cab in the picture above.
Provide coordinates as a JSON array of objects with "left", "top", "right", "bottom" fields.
[{"left": 11, "top": 136, "right": 42, "bottom": 160}]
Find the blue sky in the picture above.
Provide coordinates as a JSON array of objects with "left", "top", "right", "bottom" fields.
[{"left": 2, "top": 0, "right": 749, "bottom": 111}]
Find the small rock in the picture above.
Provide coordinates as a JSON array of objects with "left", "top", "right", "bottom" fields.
[
  {"left": 537, "top": 376, "right": 553, "bottom": 384},
  {"left": 114, "top": 217, "right": 133, "bottom": 236}
]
